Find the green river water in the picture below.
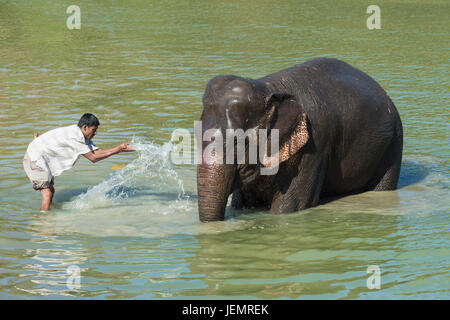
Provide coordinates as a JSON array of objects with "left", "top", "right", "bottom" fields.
[{"left": 0, "top": 0, "right": 449, "bottom": 299}]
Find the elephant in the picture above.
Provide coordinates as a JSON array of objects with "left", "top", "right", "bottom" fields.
[{"left": 197, "top": 58, "right": 403, "bottom": 222}]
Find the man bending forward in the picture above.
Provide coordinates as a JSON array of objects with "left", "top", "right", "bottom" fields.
[{"left": 23, "top": 113, "right": 135, "bottom": 210}]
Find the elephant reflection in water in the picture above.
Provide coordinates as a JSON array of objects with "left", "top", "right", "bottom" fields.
[{"left": 186, "top": 209, "right": 400, "bottom": 298}]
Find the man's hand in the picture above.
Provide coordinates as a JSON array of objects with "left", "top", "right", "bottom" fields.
[
  {"left": 117, "top": 142, "right": 135, "bottom": 152},
  {"left": 83, "top": 142, "right": 136, "bottom": 163}
]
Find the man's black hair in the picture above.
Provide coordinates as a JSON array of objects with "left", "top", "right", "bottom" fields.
[{"left": 78, "top": 113, "right": 100, "bottom": 128}]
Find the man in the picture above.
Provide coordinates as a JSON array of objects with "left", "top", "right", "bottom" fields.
[{"left": 23, "top": 113, "right": 135, "bottom": 210}]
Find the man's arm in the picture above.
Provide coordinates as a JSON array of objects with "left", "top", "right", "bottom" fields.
[{"left": 83, "top": 142, "right": 135, "bottom": 163}]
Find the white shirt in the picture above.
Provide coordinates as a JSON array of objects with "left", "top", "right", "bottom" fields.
[{"left": 26, "top": 124, "right": 98, "bottom": 177}]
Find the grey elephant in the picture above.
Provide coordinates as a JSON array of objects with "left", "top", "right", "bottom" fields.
[{"left": 197, "top": 58, "right": 403, "bottom": 222}]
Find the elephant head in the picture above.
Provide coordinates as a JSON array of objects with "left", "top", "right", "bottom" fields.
[{"left": 197, "top": 75, "right": 309, "bottom": 222}]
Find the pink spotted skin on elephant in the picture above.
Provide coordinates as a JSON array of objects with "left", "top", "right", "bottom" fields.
[{"left": 197, "top": 57, "right": 403, "bottom": 222}]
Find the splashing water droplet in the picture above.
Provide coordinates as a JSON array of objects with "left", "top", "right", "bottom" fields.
[{"left": 64, "top": 138, "right": 189, "bottom": 210}]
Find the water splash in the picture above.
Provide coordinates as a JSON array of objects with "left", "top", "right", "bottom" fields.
[{"left": 65, "top": 138, "right": 189, "bottom": 210}]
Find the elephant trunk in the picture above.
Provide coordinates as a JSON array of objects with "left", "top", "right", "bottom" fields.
[{"left": 197, "top": 163, "right": 235, "bottom": 222}]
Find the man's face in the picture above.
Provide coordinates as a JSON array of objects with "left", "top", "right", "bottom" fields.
[{"left": 81, "top": 125, "right": 98, "bottom": 140}]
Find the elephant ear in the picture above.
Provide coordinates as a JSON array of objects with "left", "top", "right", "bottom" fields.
[{"left": 264, "top": 93, "right": 309, "bottom": 165}]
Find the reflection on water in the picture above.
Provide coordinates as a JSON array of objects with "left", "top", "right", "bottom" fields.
[
  {"left": 398, "top": 160, "right": 429, "bottom": 189},
  {"left": 16, "top": 238, "right": 88, "bottom": 297},
  {"left": 0, "top": 0, "right": 449, "bottom": 299}
]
